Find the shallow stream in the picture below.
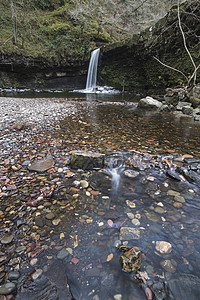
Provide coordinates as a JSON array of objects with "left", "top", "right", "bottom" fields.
[{"left": 0, "top": 95, "right": 200, "bottom": 300}]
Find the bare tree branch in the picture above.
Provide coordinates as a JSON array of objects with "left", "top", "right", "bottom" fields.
[
  {"left": 178, "top": 0, "right": 197, "bottom": 85},
  {"left": 153, "top": 56, "right": 189, "bottom": 83}
]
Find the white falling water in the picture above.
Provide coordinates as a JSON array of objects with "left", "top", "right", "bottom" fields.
[
  {"left": 85, "top": 48, "right": 100, "bottom": 92},
  {"left": 73, "top": 47, "right": 120, "bottom": 94}
]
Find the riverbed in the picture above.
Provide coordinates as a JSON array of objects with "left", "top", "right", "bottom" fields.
[{"left": 0, "top": 96, "right": 200, "bottom": 300}]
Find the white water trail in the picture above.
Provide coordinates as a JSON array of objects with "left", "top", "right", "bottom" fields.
[{"left": 85, "top": 48, "right": 100, "bottom": 92}]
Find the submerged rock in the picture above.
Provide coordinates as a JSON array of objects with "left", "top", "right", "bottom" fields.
[
  {"left": 28, "top": 156, "right": 54, "bottom": 172},
  {"left": 119, "top": 227, "right": 140, "bottom": 240},
  {"left": 0, "top": 282, "right": 16, "bottom": 295},
  {"left": 70, "top": 151, "right": 105, "bottom": 170},
  {"left": 155, "top": 241, "right": 172, "bottom": 254}
]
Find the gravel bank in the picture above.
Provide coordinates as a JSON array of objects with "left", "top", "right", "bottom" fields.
[{"left": 0, "top": 97, "right": 76, "bottom": 131}]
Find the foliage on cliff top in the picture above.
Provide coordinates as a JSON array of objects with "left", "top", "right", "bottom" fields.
[{"left": 0, "top": 0, "right": 176, "bottom": 61}]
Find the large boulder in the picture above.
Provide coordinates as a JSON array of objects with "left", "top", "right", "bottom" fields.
[
  {"left": 137, "top": 96, "right": 162, "bottom": 110},
  {"left": 70, "top": 151, "right": 105, "bottom": 170}
]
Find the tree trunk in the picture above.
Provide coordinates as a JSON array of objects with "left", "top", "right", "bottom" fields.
[{"left": 11, "top": 0, "right": 17, "bottom": 44}]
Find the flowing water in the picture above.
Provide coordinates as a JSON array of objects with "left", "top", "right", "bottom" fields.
[
  {"left": 2, "top": 96, "right": 199, "bottom": 300},
  {"left": 86, "top": 48, "right": 100, "bottom": 92}
]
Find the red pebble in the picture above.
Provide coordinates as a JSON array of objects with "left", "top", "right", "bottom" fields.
[
  {"left": 71, "top": 257, "right": 79, "bottom": 265},
  {"left": 6, "top": 295, "right": 13, "bottom": 300},
  {"left": 145, "top": 287, "right": 152, "bottom": 300},
  {"left": 107, "top": 219, "right": 113, "bottom": 227},
  {"left": 30, "top": 246, "right": 44, "bottom": 258}
]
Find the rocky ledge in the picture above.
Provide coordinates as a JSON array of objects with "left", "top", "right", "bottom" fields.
[{"left": 137, "top": 85, "right": 200, "bottom": 121}]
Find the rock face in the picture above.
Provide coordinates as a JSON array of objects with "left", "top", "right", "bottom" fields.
[
  {"left": 100, "top": 1, "right": 200, "bottom": 90},
  {"left": 28, "top": 156, "right": 54, "bottom": 172},
  {"left": 70, "top": 151, "right": 105, "bottom": 170},
  {"left": 137, "top": 96, "right": 163, "bottom": 110}
]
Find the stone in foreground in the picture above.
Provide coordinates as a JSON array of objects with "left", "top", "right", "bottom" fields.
[
  {"left": 70, "top": 151, "right": 105, "bottom": 170},
  {"left": 28, "top": 156, "right": 54, "bottom": 172},
  {"left": 137, "top": 96, "right": 162, "bottom": 110}
]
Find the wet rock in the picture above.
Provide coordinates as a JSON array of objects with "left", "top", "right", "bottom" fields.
[
  {"left": 187, "top": 171, "right": 200, "bottom": 185},
  {"left": 8, "top": 271, "right": 20, "bottom": 280},
  {"left": 80, "top": 180, "right": 89, "bottom": 188},
  {"left": 35, "top": 216, "right": 45, "bottom": 227},
  {"left": 31, "top": 269, "right": 43, "bottom": 280},
  {"left": 119, "top": 227, "right": 140, "bottom": 240},
  {"left": 137, "top": 96, "right": 162, "bottom": 110},
  {"left": 182, "top": 106, "right": 193, "bottom": 115},
  {"left": 28, "top": 155, "right": 54, "bottom": 172},
  {"left": 160, "top": 259, "right": 177, "bottom": 273},
  {"left": 45, "top": 212, "right": 55, "bottom": 220},
  {"left": 52, "top": 218, "right": 61, "bottom": 226},
  {"left": 155, "top": 241, "right": 172, "bottom": 254},
  {"left": 174, "top": 195, "right": 185, "bottom": 203},
  {"left": 166, "top": 169, "right": 182, "bottom": 181},
  {"left": 57, "top": 248, "right": 69, "bottom": 259},
  {"left": 71, "top": 151, "right": 105, "bottom": 170},
  {"left": 1, "top": 235, "right": 14, "bottom": 245},
  {"left": 119, "top": 246, "right": 141, "bottom": 272},
  {"left": 15, "top": 246, "right": 26, "bottom": 253},
  {"left": 0, "top": 282, "right": 16, "bottom": 295},
  {"left": 176, "top": 102, "right": 192, "bottom": 111},
  {"left": 126, "top": 155, "right": 147, "bottom": 170},
  {"left": 123, "top": 169, "right": 140, "bottom": 178},
  {"left": 145, "top": 211, "right": 161, "bottom": 223}
]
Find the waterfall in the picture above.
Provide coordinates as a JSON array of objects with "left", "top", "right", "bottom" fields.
[{"left": 85, "top": 48, "right": 100, "bottom": 92}]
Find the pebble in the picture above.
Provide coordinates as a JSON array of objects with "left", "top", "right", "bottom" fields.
[
  {"left": 57, "top": 248, "right": 69, "bottom": 259},
  {"left": 160, "top": 259, "right": 177, "bottom": 273},
  {"left": 45, "top": 212, "right": 55, "bottom": 220},
  {"left": 1, "top": 235, "right": 14, "bottom": 245},
  {"left": 15, "top": 246, "right": 26, "bottom": 253},
  {"left": 114, "top": 295, "right": 122, "bottom": 300},
  {"left": 155, "top": 241, "right": 172, "bottom": 254},
  {"left": 80, "top": 180, "right": 89, "bottom": 188},
  {"left": 30, "top": 258, "right": 38, "bottom": 266},
  {"left": 119, "top": 227, "right": 140, "bottom": 240},
  {"left": 123, "top": 169, "right": 139, "bottom": 178},
  {"left": 0, "top": 282, "right": 16, "bottom": 295},
  {"left": 31, "top": 269, "right": 43, "bottom": 280},
  {"left": 174, "top": 195, "right": 185, "bottom": 203},
  {"left": 8, "top": 271, "right": 20, "bottom": 280},
  {"left": 52, "top": 219, "right": 61, "bottom": 225},
  {"left": 126, "top": 200, "right": 136, "bottom": 208},
  {"left": 127, "top": 213, "right": 135, "bottom": 219},
  {"left": 131, "top": 219, "right": 140, "bottom": 226},
  {"left": 173, "top": 202, "right": 183, "bottom": 208}
]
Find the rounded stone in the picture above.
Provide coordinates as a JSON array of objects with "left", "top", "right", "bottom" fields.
[
  {"left": 45, "top": 212, "right": 55, "bottom": 220},
  {"left": 156, "top": 241, "right": 172, "bottom": 254},
  {"left": 131, "top": 219, "right": 140, "bottom": 226},
  {"left": 8, "top": 271, "right": 20, "bottom": 280},
  {"left": 0, "top": 282, "right": 16, "bottom": 295},
  {"left": 57, "top": 248, "right": 69, "bottom": 259},
  {"left": 1, "top": 235, "right": 14, "bottom": 245},
  {"left": 160, "top": 259, "right": 177, "bottom": 273},
  {"left": 173, "top": 202, "right": 183, "bottom": 208},
  {"left": 80, "top": 180, "right": 89, "bottom": 188}
]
